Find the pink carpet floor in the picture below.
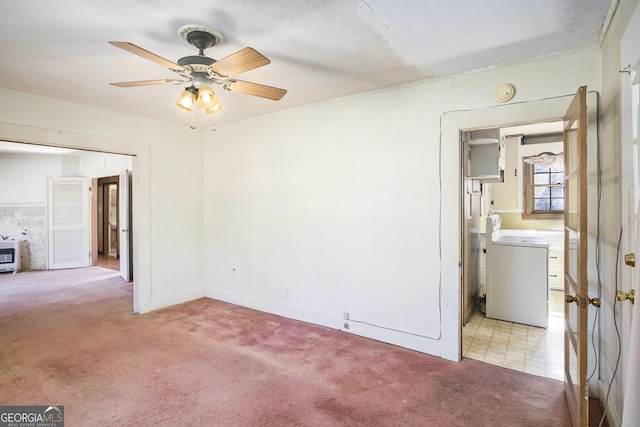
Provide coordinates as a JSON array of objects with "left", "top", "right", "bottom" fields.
[{"left": 0, "top": 267, "right": 570, "bottom": 426}]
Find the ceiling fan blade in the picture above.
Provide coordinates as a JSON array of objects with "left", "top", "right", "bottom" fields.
[
  {"left": 109, "top": 79, "right": 185, "bottom": 87},
  {"left": 225, "top": 80, "right": 287, "bottom": 101},
  {"left": 210, "top": 47, "right": 270, "bottom": 77},
  {"left": 109, "top": 41, "right": 185, "bottom": 71}
]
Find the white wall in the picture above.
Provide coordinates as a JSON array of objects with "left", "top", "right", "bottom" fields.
[
  {"left": 78, "top": 152, "right": 133, "bottom": 178},
  {"left": 204, "top": 49, "right": 600, "bottom": 360},
  {"left": 0, "top": 153, "right": 62, "bottom": 204},
  {"left": 0, "top": 153, "right": 63, "bottom": 269},
  {"left": 0, "top": 89, "right": 205, "bottom": 313}
]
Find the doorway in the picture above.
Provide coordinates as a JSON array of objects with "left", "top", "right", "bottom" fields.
[
  {"left": 460, "top": 121, "right": 565, "bottom": 380},
  {"left": 96, "top": 176, "right": 120, "bottom": 271},
  {"left": 0, "top": 123, "right": 151, "bottom": 313},
  {"left": 0, "top": 140, "right": 137, "bottom": 310}
]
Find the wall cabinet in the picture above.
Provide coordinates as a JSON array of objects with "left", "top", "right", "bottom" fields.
[{"left": 467, "top": 138, "right": 505, "bottom": 182}]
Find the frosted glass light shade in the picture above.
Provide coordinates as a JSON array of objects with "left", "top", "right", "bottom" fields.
[
  {"left": 176, "top": 87, "right": 197, "bottom": 111},
  {"left": 197, "top": 86, "right": 219, "bottom": 108},
  {"left": 205, "top": 102, "right": 223, "bottom": 114}
]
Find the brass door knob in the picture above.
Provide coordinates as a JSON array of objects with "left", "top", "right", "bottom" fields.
[
  {"left": 625, "top": 253, "right": 636, "bottom": 267},
  {"left": 617, "top": 289, "right": 636, "bottom": 304},
  {"left": 565, "top": 294, "right": 579, "bottom": 304}
]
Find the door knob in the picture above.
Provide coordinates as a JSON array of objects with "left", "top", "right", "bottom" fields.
[
  {"left": 565, "top": 294, "right": 579, "bottom": 305},
  {"left": 565, "top": 294, "right": 600, "bottom": 307},
  {"left": 625, "top": 253, "right": 636, "bottom": 267},
  {"left": 617, "top": 289, "right": 636, "bottom": 304}
]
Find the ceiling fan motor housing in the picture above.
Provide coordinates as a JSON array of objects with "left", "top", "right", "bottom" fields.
[
  {"left": 179, "top": 25, "right": 223, "bottom": 54},
  {"left": 177, "top": 55, "right": 216, "bottom": 69},
  {"left": 187, "top": 31, "right": 216, "bottom": 53},
  {"left": 177, "top": 25, "right": 222, "bottom": 78}
]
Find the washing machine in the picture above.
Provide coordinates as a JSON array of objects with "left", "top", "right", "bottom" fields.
[{"left": 485, "top": 215, "right": 549, "bottom": 328}]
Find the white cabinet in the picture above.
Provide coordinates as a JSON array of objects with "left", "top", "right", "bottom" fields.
[
  {"left": 467, "top": 138, "right": 505, "bottom": 182},
  {"left": 541, "top": 232, "right": 564, "bottom": 290}
]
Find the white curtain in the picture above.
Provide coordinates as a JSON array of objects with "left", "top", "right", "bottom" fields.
[{"left": 523, "top": 152, "right": 563, "bottom": 168}]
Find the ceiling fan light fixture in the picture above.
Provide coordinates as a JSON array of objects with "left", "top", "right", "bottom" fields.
[
  {"left": 109, "top": 26, "right": 286, "bottom": 118},
  {"left": 175, "top": 86, "right": 198, "bottom": 111},
  {"left": 205, "top": 102, "right": 223, "bottom": 115},
  {"left": 196, "top": 86, "right": 219, "bottom": 108}
]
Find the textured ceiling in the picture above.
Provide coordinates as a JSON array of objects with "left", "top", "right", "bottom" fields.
[{"left": 0, "top": 0, "right": 613, "bottom": 130}]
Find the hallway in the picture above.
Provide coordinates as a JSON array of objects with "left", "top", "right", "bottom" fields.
[{"left": 97, "top": 253, "right": 120, "bottom": 271}]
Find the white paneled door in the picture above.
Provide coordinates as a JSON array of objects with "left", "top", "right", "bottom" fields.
[
  {"left": 119, "top": 169, "right": 132, "bottom": 282},
  {"left": 47, "top": 177, "right": 91, "bottom": 269}
]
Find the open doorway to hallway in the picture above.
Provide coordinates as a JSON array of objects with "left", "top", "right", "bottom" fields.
[{"left": 95, "top": 175, "right": 121, "bottom": 272}]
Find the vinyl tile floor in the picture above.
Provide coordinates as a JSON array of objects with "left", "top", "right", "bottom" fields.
[{"left": 463, "top": 289, "right": 565, "bottom": 380}]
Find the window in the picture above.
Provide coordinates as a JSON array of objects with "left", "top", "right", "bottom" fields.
[{"left": 522, "top": 156, "right": 564, "bottom": 219}]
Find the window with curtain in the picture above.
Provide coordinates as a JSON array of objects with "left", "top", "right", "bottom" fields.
[{"left": 522, "top": 152, "right": 564, "bottom": 219}]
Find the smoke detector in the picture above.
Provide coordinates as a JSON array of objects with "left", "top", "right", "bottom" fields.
[{"left": 494, "top": 83, "right": 515, "bottom": 102}]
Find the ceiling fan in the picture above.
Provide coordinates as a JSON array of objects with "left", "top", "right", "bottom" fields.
[{"left": 109, "top": 24, "right": 287, "bottom": 114}]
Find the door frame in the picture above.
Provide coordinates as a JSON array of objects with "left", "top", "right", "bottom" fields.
[
  {"left": 443, "top": 93, "right": 599, "bottom": 372},
  {"left": 442, "top": 94, "right": 581, "bottom": 361},
  {"left": 91, "top": 172, "right": 133, "bottom": 283},
  {"left": 97, "top": 175, "right": 120, "bottom": 257},
  {"left": 0, "top": 122, "right": 151, "bottom": 314}
]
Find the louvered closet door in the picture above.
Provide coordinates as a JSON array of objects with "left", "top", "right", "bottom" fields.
[{"left": 47, "top": 177, "right": 91, "bottom": 269}]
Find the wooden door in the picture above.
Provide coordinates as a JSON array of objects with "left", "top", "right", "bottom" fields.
[{"left": 563, "top": 86, "right": 589, "bottom": 426}]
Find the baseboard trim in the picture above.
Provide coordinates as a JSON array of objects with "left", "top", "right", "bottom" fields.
[
  {"left": 152, "top": 287, "right": 206, "bottom": 310},
  {"left": 205, "top": 287, "right": 442, "bottom": 358},
  {"left": 205, "top": 288, "right": 338, "bottom": 329}
]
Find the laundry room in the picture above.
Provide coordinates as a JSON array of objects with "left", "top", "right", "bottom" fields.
[
  {"left": 460, "top": 120, "right": 566, "bottom": 378},
  {"left": 484, "top": 120, "right": 566, "bottom": 299}
]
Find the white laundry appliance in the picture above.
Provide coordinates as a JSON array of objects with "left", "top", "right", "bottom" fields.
[{"left": 485, "top": 215, "right": 549, "bottom": 328}]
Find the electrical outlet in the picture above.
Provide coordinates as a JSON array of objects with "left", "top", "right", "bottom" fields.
[
  {"left": 343, "top": 322, "right": 349, "bottom": 330},
  {"left": 285, "top": 287, "right": 291, "bottom": 296},
  {"left": 343, "top": 312, "right": 349, "bottom": 320}
]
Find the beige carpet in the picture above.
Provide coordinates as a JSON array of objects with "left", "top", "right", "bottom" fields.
[{"left": 0, "top": 267, "right": 570, "bottom": 426}]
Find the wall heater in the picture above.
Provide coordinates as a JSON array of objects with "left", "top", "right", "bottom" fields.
[{"left": 0, "top": 240, "right": 20, "bottom": 273}]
